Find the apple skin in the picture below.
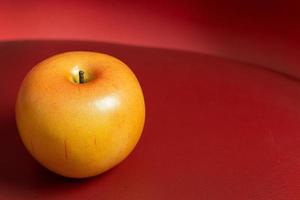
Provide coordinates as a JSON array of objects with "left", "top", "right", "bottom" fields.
[{"left": 15, "top": 51, "right": 145, "bottom": 178}]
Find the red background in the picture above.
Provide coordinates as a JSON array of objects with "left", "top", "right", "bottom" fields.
[
  {"left": 1, "top": 0, "right": 300, "bottom": 75},
  {"left": 3, "top": 40, "right": 300, "bottom": 200},
  {"left": 1, "top": 1, "right": 300, "bottom": 199}
]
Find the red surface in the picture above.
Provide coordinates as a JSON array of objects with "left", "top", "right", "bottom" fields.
[{"left": 1, "top": 40, "right": 300, "bottom": 199}]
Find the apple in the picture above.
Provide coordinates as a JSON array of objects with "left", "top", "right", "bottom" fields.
[{"left": 15, "top": 51, "right": 145, "bottom": 178}]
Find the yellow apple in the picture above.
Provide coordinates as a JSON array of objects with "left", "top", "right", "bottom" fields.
[{"left": 15, "top": 51, "right": 145, "bottom": 178}]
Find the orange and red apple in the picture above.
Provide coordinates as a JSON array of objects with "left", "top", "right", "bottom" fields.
[{"left": 15, "top": 51, "right": 145, "bottom": 178}]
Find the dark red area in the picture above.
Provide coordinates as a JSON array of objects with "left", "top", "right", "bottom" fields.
[
  {"left": 1, "top": 0, "right": 300, "bottom": 74},
  {"left": 1, "top": 40, "right": 300, "bottom": 199}
]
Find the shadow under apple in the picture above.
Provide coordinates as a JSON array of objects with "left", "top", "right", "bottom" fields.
[{"left": 0, "top": 113, "right": 118, "bottom": 198}]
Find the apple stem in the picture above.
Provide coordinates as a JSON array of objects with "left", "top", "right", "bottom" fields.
[{"left": 79, "top": 70, "right": 85, "bottom": 84}]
